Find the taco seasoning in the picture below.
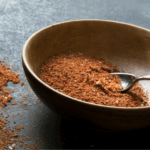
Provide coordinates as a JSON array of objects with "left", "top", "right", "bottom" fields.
[
  {"left": 0, "top": 62, "right": 40, "bottom": 150},
  {"left": 40, "top": 52, "right": 149, "bottom": 107}
]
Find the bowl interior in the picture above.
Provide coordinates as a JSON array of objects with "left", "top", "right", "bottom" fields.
[{"left": 23, "top": 20, "right": 150, "bottom": 103}]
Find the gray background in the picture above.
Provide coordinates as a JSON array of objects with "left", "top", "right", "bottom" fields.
[{"left": 0, "top": 0, "right": 150, "bottom": 149}]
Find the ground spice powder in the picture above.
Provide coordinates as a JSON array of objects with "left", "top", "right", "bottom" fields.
[
  {"left": 40, "top": 52, "right": 149, "bottom": 107},
  {"left": 0, "top": 62, "right": 20, "bottom": 107},
  {"left": 0, "top": 62, "right": 40, "bottom": 149},
  {"left": 0, "top": 116, "right": 18, "bottom": 150}
]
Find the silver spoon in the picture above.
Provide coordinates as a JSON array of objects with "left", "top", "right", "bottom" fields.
[{"left": 110, "top": 72, "right": 150, "bottom": 93}]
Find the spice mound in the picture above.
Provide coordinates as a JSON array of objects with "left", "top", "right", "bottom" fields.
[{"left": 40, "top": 52, "right": 149, "bottom": 107}]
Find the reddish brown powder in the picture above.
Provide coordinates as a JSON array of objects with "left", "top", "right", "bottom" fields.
[
  {"left": 0, "top": 117, "right": 18, "bottom": 150},
  {"left": 40, "top": 52, "right": 149, "bottom": 107},
  {"left": 20, "top": 82, "right": 24, "bottom": 86},
  {"left": 15, "top": 125, "right": 24, "bottom": 131},
  {"left": 19, "top": 143, "right": 23, "bottom": 147},
  {"left": 11, "top": 102, "right": 18, "bottom": 105},
  {"left": 0, "top": 62, "right": 20, "bottom": 108},
  {"left": 0, "top": 62, "right": 40, "bottom": 149}
]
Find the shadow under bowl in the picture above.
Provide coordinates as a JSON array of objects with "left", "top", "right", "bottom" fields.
[{"left": 22, "top": 20, "right": 150, "bottom": 131}]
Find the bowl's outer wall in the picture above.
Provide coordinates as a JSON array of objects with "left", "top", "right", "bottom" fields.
[{"left": 23, "top": 20, "right": 150, "bottom": 131}]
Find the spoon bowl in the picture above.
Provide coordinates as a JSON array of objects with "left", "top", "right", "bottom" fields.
[{"left": 111, "top": 73, "right": 150, "bottom": 92}]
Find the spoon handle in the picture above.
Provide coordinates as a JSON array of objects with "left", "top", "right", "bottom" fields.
[{"left": 136, "top": 75, "right": 150, "bottom": 81}]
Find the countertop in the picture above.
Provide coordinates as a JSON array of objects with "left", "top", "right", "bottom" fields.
[{"left": 0, "top": 0, "right": 150, "bottom": 149}]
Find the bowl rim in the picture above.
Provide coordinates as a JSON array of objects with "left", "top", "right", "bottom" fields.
[{"left": 22, "top": 19, "right": 150, "bottom": 110}]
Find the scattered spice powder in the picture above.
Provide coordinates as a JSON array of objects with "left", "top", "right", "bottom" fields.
[
  {"left": 15, "top": 125, "right": 24, "bottom": 131},
  {"left": 20, "top": 82, "right": 24, "bottom": 86},
  {"left": 19, "top": 143, "right": 23, "bottom": 147},
  {"left": 11, "top": 102, "right": 18, "bottom": 105},
  {"left": 23, "top": 102, "right": 28, "bottom": 106},
  {"left": 40, "top": 52, "right": 149, "bottom": 107},
  {"left": 0, "top": 61, "right": 40, "bottom": 149},
  {"left": 0, "top": 117, "right": 18, "bottom": 150},
  {"left": 0, "top": 62, "right": 20, "bottom": 108}
]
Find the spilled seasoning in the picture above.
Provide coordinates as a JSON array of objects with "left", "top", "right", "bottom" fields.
[
  {"left": 0, "top": 61, "right": 40, "bottom": 150},
  {"left": 40, "top": 52, "right": 149, "bottom": 107},
  {"left": 0, "top": 62, "right": 20, "bottom": 107}
]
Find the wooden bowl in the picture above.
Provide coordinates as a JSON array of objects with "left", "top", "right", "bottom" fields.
[{"left": 22, "top": 20, "right": 150, "bottom": 131}]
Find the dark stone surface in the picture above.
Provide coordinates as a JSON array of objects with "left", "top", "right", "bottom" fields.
[{"left": 0, "top": 0, "right": 150, "bottom": 149}]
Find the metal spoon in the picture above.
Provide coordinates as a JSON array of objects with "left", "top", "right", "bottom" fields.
[{"left": 110, "top": 72, "right": 150, "bottom": 93}]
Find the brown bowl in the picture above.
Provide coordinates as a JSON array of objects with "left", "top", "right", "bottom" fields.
[{"left": 22, "top": 20, "right": 150, "bottom": 131}]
